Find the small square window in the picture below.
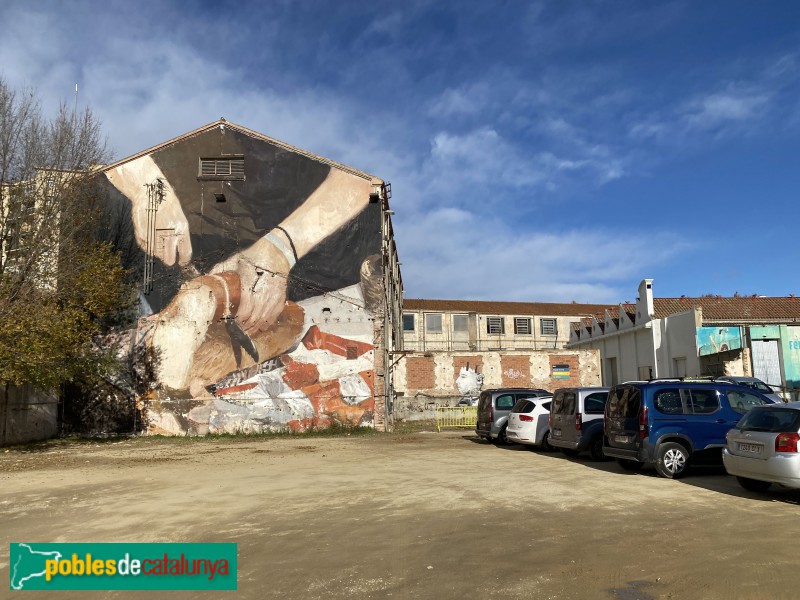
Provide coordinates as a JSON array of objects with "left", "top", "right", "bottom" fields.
[
  {"left": 453, "top": 314, "right": 469, "bottom": 333},
  {"left": 514, "top": 318, "right": 531, "bottom": 335},
  {"left": 540, "top": 318, "right": 557, "bottom": 335},
  {"left": 403, "top": 313, "right": 416, "bottom": 332},
  {"left": 425, "top": 313, "right": 442, "bottom": 333},
  {"left": 487, "top": 317, "right": 505, "bottom": 335}
]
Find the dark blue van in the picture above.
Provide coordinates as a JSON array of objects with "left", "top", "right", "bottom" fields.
[{"left": 603, "top": 380, "right": 776, "bottom": 478}]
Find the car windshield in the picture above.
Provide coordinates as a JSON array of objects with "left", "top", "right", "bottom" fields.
[
  {"left": 737, "top": 407, "right": 800, "bottom": 432},
  {"left": 750, "top": 381, "right": 773, "bottom": 393}
]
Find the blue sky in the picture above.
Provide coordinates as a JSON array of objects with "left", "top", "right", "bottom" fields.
[{"left": 4, "top": 0, "right": 800, "bottom": 303}]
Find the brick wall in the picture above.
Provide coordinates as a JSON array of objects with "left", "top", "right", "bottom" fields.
[
  {"left": 501, "top": 355, "right": 530, "bottom": 387},
  {"left": 549, "top": 355, "right": 580, "bottom": 388},
  {"left": 407, "top": 356, "right": 435, "bottom": 390},
  {"left": 453, "top": 355, "right": 484, "bottom": 385},
  {"left": 393, "top": 349, "right": 601, "bottom": 420}
]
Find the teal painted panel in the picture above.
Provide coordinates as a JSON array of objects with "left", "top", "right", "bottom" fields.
[
  {"left": 750, "top": 325, "right": 781, "bottom": 339},
  {"left": 697, "top": 327, "right": 742, "bottom": 356},
  {"left": 781, "top": 326, "right": 800, "bottom": 388}
]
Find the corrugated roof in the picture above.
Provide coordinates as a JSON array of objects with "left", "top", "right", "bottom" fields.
[
  {"left": 653, "top": 296, "right": 800, "bottom": 321},
  {"left": 403, "top": 298, "right": 615, "bottom": 317}
]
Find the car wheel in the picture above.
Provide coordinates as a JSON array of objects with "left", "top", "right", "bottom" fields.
[
  {"left": 736, "top": 477, "right": 772, "bottom": 492},
  {"left": 496, "top": 426, "right": 510, "bottom": 445},
  {"left": 589, "top": 436, "right": 607, "bottom": 461},
  {"left": 541, "top": 431, "right": 555, "bottom": 452},
  {"left": 616, "top": 458, "right": 644, "bottom": 471},
  {"left": 561, "top": 448, "right": 580, "bottom": 457},
  {"left": 655, "top": 442, "right": 690, "bottom": 479}
]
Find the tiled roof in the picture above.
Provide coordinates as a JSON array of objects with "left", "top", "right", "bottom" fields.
[
  {"left": 403, "top": 298, "right": 615, "bottom": 317},
  {"left": 653, "top": 296, "right": 800, "bottom": 321},
  {"left": 603, "top": 304, "right": 636, "bottom": 321}
]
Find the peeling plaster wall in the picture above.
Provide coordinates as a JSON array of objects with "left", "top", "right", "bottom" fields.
[{"left": 393, "top": 349, "right": 601, "bottom": 420}]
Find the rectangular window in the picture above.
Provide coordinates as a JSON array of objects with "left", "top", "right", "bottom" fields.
[
  {"left": 487, "top": 317, "right": 505, "bottom": 335},
  {"left": 199, "top": 156, "right": 245, "bottom": 180},
  {"left": 688, "top": 389, "right": 720, "bottom": 414},
  {"left": 425, "top": 313, "right": 442, "bottom": 333},
  {"left": 453, "top": 314, "right": 469, "bottom": 333},
  {"left": 402, "top": 313, "right": 415, "bottom": 332},
  {"left": 655, "top": 389, "right": 685, "bottom": 415},
  {"left": 514, "top": 318, "right": 531, "bottom": 335},
  {"left": 540, "top": 318, "right": 557, "bottom": 335}
]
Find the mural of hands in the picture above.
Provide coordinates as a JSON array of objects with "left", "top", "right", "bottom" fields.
[
  {"left": 210, "top": 233, "right": 292, "bottom": 336},
  {"left": 108, "top": 155, "right": 193, "bottom": 267}
]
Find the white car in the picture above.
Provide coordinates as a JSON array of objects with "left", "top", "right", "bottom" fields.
[
  {"left": 506, "top": 397, "right": 553, "bottom": 449},
  {"left": 723, "top": 402, "right": 800, "bottom": 492}
]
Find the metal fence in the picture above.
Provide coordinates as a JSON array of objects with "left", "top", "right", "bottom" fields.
[{"left": 434, "top": 405, "right": 477, "bottom": 432}]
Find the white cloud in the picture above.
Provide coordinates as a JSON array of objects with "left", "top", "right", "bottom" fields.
[
  {"left": 683, "top": 87, "right": 770, "bottom": 130},
  {"left": 427, "top": 83, "right": 491, "bottom": 117},
  {"left": 395, "top": 208, "right": 693, "bottom": 303}
]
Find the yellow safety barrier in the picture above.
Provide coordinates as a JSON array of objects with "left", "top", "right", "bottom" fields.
[{"left": 435, "top": 405, "right": 478, "bottom": 432}]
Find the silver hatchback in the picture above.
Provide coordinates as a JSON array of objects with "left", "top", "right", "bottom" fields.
[{"left": 723, "top": 401, "right": 800, "bottom": 492}]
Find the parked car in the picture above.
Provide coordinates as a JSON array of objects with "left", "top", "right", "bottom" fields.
[
  {"left": 457, "top": 396, "right": 479, "bottom": 407},
  {"left": 476, "top": 388, "right": 551, "bottom": 444},
  {"left": 715, "top": 376, "right": 784, "bottom": 403},
  {"left": 723, "top": 402, "right": 800, "bottom": 492},
  {"left": 603, "top": 380, "right": 774, "bottom": 478},
  {"left": 506, "top": 397, "right": 553, "bottom": 449},
  {"left": 547, "top": 387, "right": 610, "bottom": 460}
]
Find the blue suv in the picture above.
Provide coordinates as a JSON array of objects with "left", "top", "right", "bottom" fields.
[{"left": 603, "top": 380, "right": 775, "bottom": 479}]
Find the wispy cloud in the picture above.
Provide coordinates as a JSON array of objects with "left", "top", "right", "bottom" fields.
[
  {"left": 396, "top": 207, "right": 694, "bottom": 303},
  {"left": 4, "top": 0, "right": 799, "bottom": 301}
]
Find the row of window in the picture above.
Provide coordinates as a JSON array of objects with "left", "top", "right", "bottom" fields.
[
  {"left": 403, "top": 313, "right": 558, "bottom": 335},
  {"left": 653, "top": 388, "right": 766, "bottom": 415}
]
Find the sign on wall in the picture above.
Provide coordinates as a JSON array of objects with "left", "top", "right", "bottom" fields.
[
  {"left": 552, "top": 364, "right": 571, "bottom": 379},
  {"left": 782, "top": 326, "right": 800, "bottom": 388},
  {"left": 697, "top": 327, "right": 742, "bottom": 356}
]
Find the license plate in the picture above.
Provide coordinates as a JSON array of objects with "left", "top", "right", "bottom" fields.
[
  {"left": 552, "top": 429, "right": 561, "bottom": 437},
  {"left": 614, "top": 435, "right": 628, "bottom": 443},
  {"left": 738, "top": 443, "right": 762, "bottom": 454}
]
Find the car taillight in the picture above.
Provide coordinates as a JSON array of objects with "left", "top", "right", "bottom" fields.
[
  {"left": 489, "top": 405, "right": 494, "bottom": 421},
  {"left": 519, "top": 415, "right": 534, "bottom": 422},
  {"left": 548, "top": 413, "right": 552, "bottom": 427},
  {"left": 775, "top": 432, "right": 800, "bottom": 453},
  {"left": 575, "top": 412, "right": 582, "bottom": 430},
  {"left": 639, "top": 405, "right": 648, "bottom": 440}
]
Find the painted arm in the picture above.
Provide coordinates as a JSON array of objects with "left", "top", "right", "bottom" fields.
[
  {"left": 209, "top": 169, "right": 374, "bottom": 332},
  {"left": 107, "top": 155, "right": 193, "bottom": 267}
]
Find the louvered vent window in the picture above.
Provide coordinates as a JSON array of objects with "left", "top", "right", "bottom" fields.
[{"left": 199, "top": 156, "right": 245, "bottom": 180}]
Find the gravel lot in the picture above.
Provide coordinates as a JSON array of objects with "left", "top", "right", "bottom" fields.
[{"left": 2, "top": 429, "right": 799, "bottom": 599}]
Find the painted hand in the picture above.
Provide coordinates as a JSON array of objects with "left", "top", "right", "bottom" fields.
[
  {"left": 211, "top": 236, "right": 291, "bottom": 335},
  {"left": 108, "top": 155, "right": 193, "bottom": 267}
]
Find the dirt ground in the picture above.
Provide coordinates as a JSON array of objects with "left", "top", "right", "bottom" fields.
[{"left": 2, "top": 429, "right": 799, "bottom": 600}]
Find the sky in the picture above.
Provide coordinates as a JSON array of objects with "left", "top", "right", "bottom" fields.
[{"left": 3, "top": 0, "right": 800, "bottom": 304}]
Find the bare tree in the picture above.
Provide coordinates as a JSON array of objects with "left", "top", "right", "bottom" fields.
[{"left": 0, "top": 78, "right": 132, "bottom": 389}]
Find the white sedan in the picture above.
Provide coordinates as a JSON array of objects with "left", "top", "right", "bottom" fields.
[{"left": 506, "top": 397, "right": 553, "bottom": 449}]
